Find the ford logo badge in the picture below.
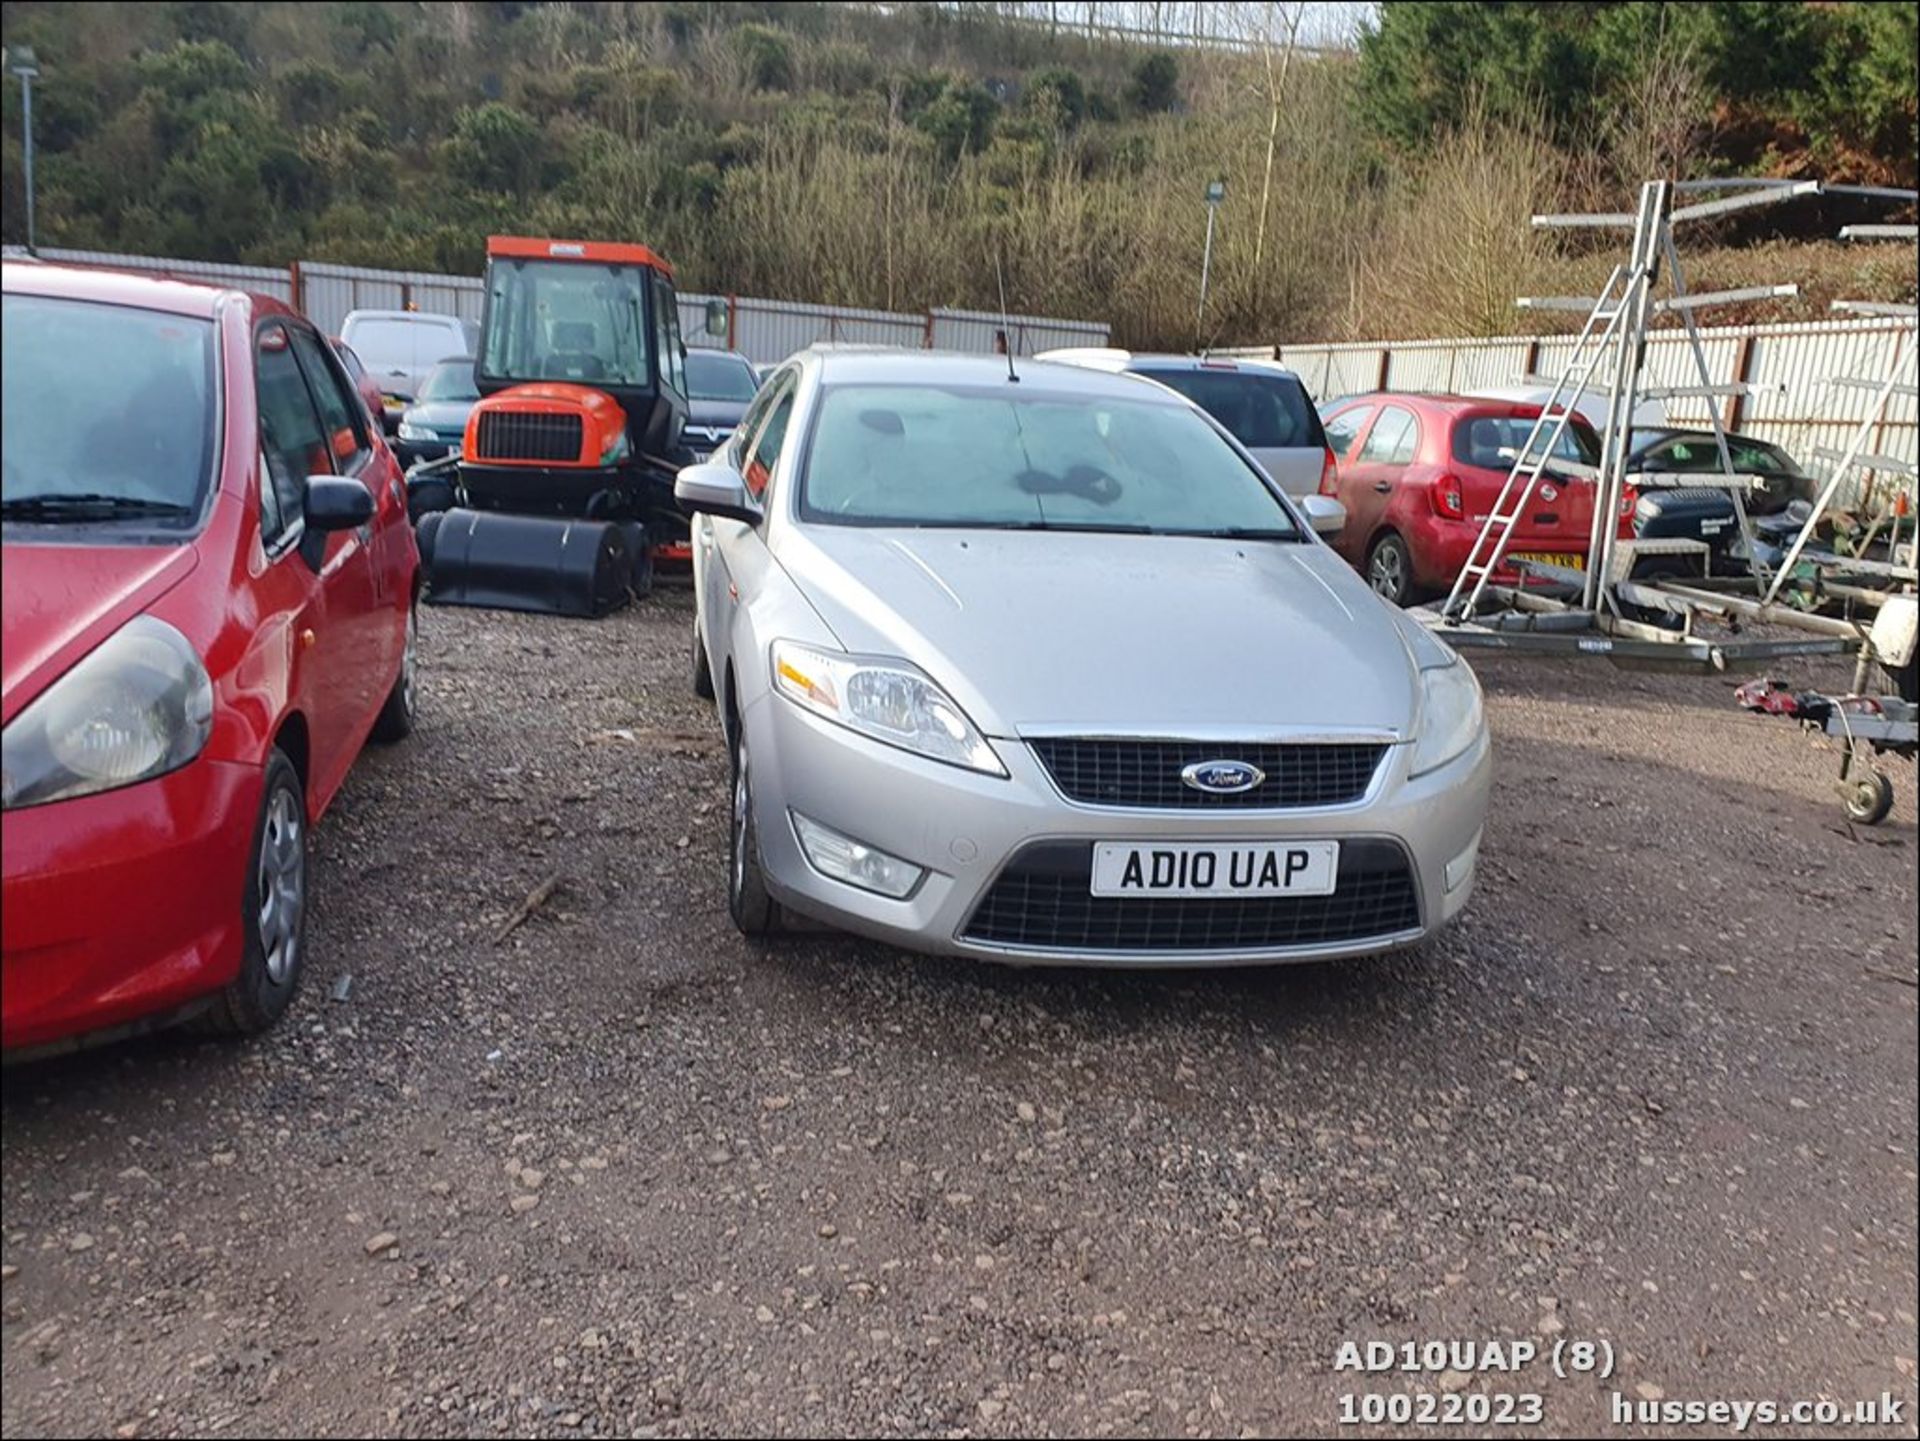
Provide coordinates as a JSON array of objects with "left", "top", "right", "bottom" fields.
[{"left": 1181, "top": 760, "right": 1265, "bottom": 795}]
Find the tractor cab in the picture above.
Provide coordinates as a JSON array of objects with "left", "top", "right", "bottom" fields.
[{"left": 474, "top": 236, "right": 688, "bottom": 461}]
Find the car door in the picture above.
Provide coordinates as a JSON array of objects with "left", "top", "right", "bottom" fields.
[
  {"left": 1337, "top": 404, "right": 1417, "bottom": 562},
  {"left": 1320, "top": 401, "right": 1377, "bottom": 562},
  {"left": 290, "top": 324, "right": 410, "bottom": 682},
  {"left": 254, "top": 321, "right": 383, "bottom": 803},
  {"left": 699, "top": 370, "right": 794, "bottom": 680},
  {"left": 710, "top": 374, "right": 799, "bottom": 692}
]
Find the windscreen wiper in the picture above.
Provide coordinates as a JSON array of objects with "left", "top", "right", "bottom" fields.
[
  {"left": 1000, "top": 520, "right": 1157, "bottom": 534},
  {"left": 1183, "top": 526, "right": 1302, "bottom": 541},
  {"left": 2, "top": 493, "right": 195, "bottom": 521}
]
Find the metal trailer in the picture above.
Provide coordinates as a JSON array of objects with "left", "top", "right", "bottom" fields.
[{"left": 1423, "top": 179, "right": 1918, "bottom": 690}]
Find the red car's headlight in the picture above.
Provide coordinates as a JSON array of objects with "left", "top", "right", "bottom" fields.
[{"left": 1, "top": 616, "right": 213, "bottom": 811}]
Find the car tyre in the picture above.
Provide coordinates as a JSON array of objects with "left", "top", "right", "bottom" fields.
[
  {"left": 619, "top": 522, "right": 654, "bottom": 601},
  {"left": 1845, "top": 769, "right": 1895, "bottom": 826},
  {"left": 370, "top": 604, "right": 418, "bottom": 743},
  {"left": 415, "top": 511, "right": 444, "bottom": 569},
  {"left": 190, "top": 749, "right": 308, "bottom": 1038},
  {"left": 691, "top": 626, "right": 716, "bottom": 700},
  {"left": 1366, "top": 532, "right": 1417, "bottom": 607},
  {"left": 727, "top": 729, "right": 784, "bottom": 937}
]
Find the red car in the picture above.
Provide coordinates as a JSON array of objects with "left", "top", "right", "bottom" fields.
[
  {"left": 2, "top": 261, "right": 419, "bottom": 1057},
  {"left": 1318, "top": 393, "right": 1632, "bottom": 605}
]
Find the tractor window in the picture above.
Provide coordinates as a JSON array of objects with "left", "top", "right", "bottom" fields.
[
  {"left": 480, "top": 259, "right": 655, "bottom": 390},
  {"left": 654, "top": 275, "right": 686, "bottom": 398}
]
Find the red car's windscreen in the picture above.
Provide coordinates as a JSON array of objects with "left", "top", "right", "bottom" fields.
[{"left": 2, "top": 294, "right": 217, "bottom": 529}]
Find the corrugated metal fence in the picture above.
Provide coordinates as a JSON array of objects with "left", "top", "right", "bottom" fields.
[
  {"left": 26, "top": 248, "right": 1108, "bottom": 364},
  {"left": 1240, "top": 318, "right": 1917, "bottom": 506},
  {"left": 40, "top": 247, "right": 296, "bottom": 304}
]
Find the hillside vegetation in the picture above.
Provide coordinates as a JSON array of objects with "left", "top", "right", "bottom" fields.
[{"left": 1, "top": 1, "right": 1914, "bottom": 348}]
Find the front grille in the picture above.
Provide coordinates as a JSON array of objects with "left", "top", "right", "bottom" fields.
[
  {"left": 475, "top": 410, "right": 583, "bottom": 463},
  {"left": 962, "top": 840, "right": 1421, "bottom": 952},
  {"left": 1030, "top": 738, "right": 1386, "bottom": 809}
]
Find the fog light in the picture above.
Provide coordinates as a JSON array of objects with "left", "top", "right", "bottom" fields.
[
  {"left": 1445, "top": 831, "right": 1482, "bottom": 893},
  {"left": 791, "top": 812, "right": 925, "bottom": 899}
]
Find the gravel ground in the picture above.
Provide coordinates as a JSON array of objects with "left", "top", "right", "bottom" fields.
[{"left": 3, "top": 590, "right": 1916, "bottom": 1439}]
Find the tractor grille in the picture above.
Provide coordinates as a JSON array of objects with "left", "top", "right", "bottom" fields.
[
  {"left": 961, "top": 840, "right": 1421, "bottom": 952},
  {"left": 1029, "top": 738, "right": 1386, "bottom": 809},
  {"left": 475, "top": 411, "right": 584, "bottom": 464}
]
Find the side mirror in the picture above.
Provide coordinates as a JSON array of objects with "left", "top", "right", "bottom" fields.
[
  {"left": 1299, "top": 493, "right": 1346, "bottom": 537},
  {"left": 305, "top": 475, "right": 374, "bottom": 532},
  {"left": 675, "top": 461, "right": 759, "bottom": 525},
  {"left": 705, "top": 298, "right": 728, "bottom": 338}
]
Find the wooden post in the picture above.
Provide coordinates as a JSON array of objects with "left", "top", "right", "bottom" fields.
[
  {"left": 1727, "top": 333, "right": 1756, "bottom": 432},
  {"left": 289, "top": 259, "right": 304, "bottom": 316},
  {"left": 1376, "top": 348, "right": 1391, "bottom": 393},
  {"left": 726, "top": 293, "right": 738, "bottom": 351}
]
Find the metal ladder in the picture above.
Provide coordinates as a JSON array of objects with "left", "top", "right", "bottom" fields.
[{"left": 1441, "top": 264, "right": 1634, "bottom": 622}]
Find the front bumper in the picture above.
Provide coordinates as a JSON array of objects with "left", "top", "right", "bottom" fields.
[
  {"left": 396, "top": 435, "right": 461, "bottom": 467},
  {"left": 743, "top": 695, "right": 1490, "bottom": 967},
  {"left": 2, "top": 758, "right": 260, "bottom": 1052}
]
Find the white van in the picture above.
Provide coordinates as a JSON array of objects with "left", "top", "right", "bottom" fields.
[{"left": 340, "top": 310, "right": 479, "bottom": 431}]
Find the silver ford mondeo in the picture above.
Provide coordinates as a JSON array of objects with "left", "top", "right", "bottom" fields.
[{"left": 678, "top": 349, "right": 1490, "bottom": 966}]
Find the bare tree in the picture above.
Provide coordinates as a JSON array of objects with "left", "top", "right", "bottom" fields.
[
  {"left": 1246, "top": 0, "right": 1307, "bottom": 311},
  {"left": 1605, "top": 32, "right": 1712, "bottom": 187}
]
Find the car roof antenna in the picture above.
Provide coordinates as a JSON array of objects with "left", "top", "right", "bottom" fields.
[{"left": 994, "top": 251, "right": 1019, "bottom": 384}]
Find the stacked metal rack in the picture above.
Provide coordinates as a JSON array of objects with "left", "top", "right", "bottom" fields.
[{"left": 1426, "top": 178, "right": 1918, "bottom": 683}]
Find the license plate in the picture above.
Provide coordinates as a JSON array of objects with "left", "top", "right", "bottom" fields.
[
  {"left": 1516, "top": 551, "right": 1585, "bottom": 570},
  {"left": 1090, "top": 841, "right": 1339, "bottom": 898}
]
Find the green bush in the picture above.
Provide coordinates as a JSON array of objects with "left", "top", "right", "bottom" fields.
[
  {"left": 915, "top": 79, "right": 998, "bottom": 160},
  {"left": 732, "top": 23, "right": 793, "bottom": 92},
  {"left": 1128, "top": 52, "right": 1178, "bottom": 114},
  {"left": 1024, "top": 66, "right": 1087, "bottom": 130},
  {"left": 443, "top": 102, "right": 546, "bottom": 195}
]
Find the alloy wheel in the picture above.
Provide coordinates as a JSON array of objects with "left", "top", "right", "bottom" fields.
[
  {"left": 1369, "top": 545, "right": 1404, "bottom": 600},
  {"left": 256, "top": 787, "right": 305, "bottom": 984},
  {"left": 731, "top": 745, "right": 750, "bottom": 901}
]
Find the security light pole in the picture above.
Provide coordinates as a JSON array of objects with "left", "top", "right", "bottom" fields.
[
  {"left": 8, "top": 46, "right": 38, "bottom": 252},
  {"left": 1197, "top": 178, "right": 1225, "bottom": 345}
]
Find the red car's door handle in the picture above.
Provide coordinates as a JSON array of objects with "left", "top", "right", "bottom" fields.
[{"left": 1372, "top": 480, "right": 1394, "bottom": 494}]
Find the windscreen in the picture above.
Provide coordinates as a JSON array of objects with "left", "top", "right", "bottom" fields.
[
  {"left": 1644, "top": 434, "right": 1801, "bottom": 475},
  {"left": 2, "top": 294, "right": 216, "bottom": 526},
  {"left": 686, "top": 351, "right": 759, "bottom": 402},
  {"left": 1452, "top": 412, "right": 1601, "bottom": 470},
  {"left": 346, "top": 317, "right": 461, "bottom": 370},
  {"left": 418, "top": 358, "right": 480, "bottom": 402},
  {"left": 1133, "top": 367, "right": 1327, "bottom": 450},
  {"left": 480, "top": 259, "right": 653, "bottom": 388},
  {"left": 800, "top": 384, "right": 1299, "bottom": 537}
]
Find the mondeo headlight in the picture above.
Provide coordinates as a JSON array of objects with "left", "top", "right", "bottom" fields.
[
  {"left": 770, "top": 640, "right": 1005, "bottom": 775},
  {"left": 1410, "top": 656, "right": 1484, "bottom": 778},
  {"left": 1, "top": 616, "right": 214, "bottom": 810},
  {"left": 397, "top": 418, "right": 433, "bottom": 441}
]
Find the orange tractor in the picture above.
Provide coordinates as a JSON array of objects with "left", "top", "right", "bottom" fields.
[{"left": 411, "top": 236, "right": 699, "bottom": 615}]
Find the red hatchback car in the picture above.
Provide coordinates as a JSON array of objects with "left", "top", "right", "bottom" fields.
[
  {"left": 2, "top": 261, "right": 419, "bottom": 1056},
  {"left": 1318, "top": 393, "right": 1631, "bottom": 605}
]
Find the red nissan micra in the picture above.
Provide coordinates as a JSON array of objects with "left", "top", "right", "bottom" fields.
[{"left": 2, "top": 260, "right": 419, "bottom": 1057}]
